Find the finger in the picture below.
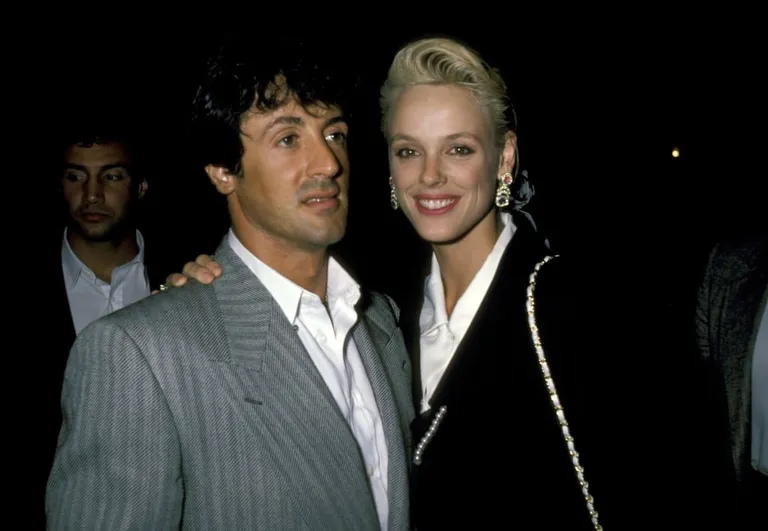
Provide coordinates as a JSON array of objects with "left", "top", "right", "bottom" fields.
[
  {"left": 181, "top": 261, "right": 200, "bottom": 277},
  {"left": 182, "top": 263, "right": 215, "bottom": 284},
  {"left": 195, "top": 254, "right": 223, "bottom": 277},
  {"left": 166, "top": 273, "right": 189, "bottom": 287},
  {"left": 151, "top": 289, "right": 159, "bottom": 295}
]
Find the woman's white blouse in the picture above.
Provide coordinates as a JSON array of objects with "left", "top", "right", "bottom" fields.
[{"left": 418, "top": 212, "right": 517, "bottom": 412}]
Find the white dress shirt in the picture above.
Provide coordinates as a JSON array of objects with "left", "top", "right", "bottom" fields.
[
  {"left": 61, "top": 228, "right": 150, "bottom": 335},
  {"left": 419, "top": 213, "right": 517, "bottom": 413},
  {"left": 227, "top": 230, "right": 390, "bottom": 530}
]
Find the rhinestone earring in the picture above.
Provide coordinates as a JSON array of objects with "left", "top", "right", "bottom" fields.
[
  {"left": 495, "top": 172, "right": 513, "bottom": 208},
  {"left": 389, "top": 176, "right": 399, "bottom": 210}
]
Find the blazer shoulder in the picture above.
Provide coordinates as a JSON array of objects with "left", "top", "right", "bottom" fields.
[
  {"left": 707, "top": 237, "right": 767, "bottom": 282},
  {"left": 70, "top": 314, "right": 140, "bottom": 364},
  {"left": 92, "top": 280, "right": 220, "bottom": 346},
  {"left": 526, "top": 253, "right": 582, "bottom": 302}
]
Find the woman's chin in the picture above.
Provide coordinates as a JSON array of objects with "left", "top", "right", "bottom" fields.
[{"left": 414, "top": 226, "right": 463, "bottom": 246}]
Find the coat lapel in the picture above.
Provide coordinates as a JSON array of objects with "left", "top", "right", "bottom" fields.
[
  {"left": 353, "top": 299, "right": 411, "bottom": 528},
  {"left": 206, "top": 241, "right": 378, "bottom": 526}
]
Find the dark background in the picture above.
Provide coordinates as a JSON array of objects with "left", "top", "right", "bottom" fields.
[
  {"left": 9, "top": 19, "right": 764, "bottom": 521},
  {"left": 28, "top": 22, "right": 764, "bottom": 319}
]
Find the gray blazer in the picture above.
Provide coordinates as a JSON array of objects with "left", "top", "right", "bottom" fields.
[{"left": 46, "top": 238, "right": 414, "bottom": 530}]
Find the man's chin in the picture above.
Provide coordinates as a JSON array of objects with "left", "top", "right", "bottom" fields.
[
  {"left": 305, "top": 224, "right": 346, "bottom": 250},
  {"left": 71, "top": 222, "right": 120, "bottom": 243}
]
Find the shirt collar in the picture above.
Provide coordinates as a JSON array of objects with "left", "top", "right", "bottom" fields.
[
  {"left": 61, "top": 227, "right": 146, "bottom": 289},
  {"left": 227, "top": 229, "right": 360, "bottom": 323},
  {"left": 419, "top": 212, "right": 516, "bottom": 336},
  {"left": 420, "top": 254, "right": 449, "bottom": 336}
]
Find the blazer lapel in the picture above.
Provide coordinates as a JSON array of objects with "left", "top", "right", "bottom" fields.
[
  {"left": 353, "top": 302, "right": 410, "bottom": 527},
  {"left": 207, "top": 241, "right": 376, "bottom": 523}
]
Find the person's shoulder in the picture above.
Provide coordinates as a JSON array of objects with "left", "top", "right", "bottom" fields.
[
  {"left": 708, "top": 235, "right": 767, "bottom": 281},
  {"left": 131, "top": 278, "right": 216, "bottom": 317},
  {"left": 81, "top": 280, "right": 218, "bottom": 345},
  {"left": 69, "top": 280, "right": 224, "bottom": 377},
  {"left": 524, "top": 252, "right": 610, "bottom": 330},
  {"left": 526, "top": 253, "right": 582, "bottom": 296}
]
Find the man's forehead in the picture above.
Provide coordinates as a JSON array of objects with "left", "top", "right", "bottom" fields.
[
  {"left": 246, "top": 98, "right": 345, "bottom": 133},
  {"left": 65, "top": 143, "right": 131, "bottom": 166},
  {"left": 261, "top": 93, "right": 343, "bottom": 116}
]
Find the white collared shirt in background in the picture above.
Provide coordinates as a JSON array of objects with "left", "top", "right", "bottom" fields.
[
  {"left": 61, "top": 228, "right": 150, "bottom": 335},
  {"left": 228, "top": 230, "right": 390, "bottom": 530}
]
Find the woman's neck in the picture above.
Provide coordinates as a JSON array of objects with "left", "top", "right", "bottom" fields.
[{"left": 433, "top": 209, "right": 504, "bottom": 318}]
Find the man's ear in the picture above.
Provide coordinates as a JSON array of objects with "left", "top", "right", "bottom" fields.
[
  {"left": 205, "top": 165, "right": 236, "bottom": 195},
  {"left": 137, "top": 179, "right": 149, "bottom": 199}
]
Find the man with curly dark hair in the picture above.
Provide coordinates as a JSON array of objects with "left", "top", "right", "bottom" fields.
[{"left": 46, "top": 33, "right": 413, "bottom": 531}]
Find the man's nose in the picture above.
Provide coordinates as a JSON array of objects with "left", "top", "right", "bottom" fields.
[{"left": 83, "top": 178, "right": 104, "bottom": 203}]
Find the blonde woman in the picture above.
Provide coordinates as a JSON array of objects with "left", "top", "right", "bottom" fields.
[{"left": 376, "top": 37, "right": 606, "bottom": 530}]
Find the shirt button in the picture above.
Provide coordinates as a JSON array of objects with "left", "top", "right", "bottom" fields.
[
  {"left": 367, "top": 466, "right": 375, "bottom": 477},
  {"left": 317, "top": 332, "right": 326, "bottom": 343}
]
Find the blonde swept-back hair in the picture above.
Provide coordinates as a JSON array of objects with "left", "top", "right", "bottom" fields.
[{"left": 380, "top": 37, "right": 514, "bottom": 151}]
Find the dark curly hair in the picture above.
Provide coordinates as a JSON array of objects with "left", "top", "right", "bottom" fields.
[
  {"left": 190, "top": 33, "right": 359, "bottom": 177},
  {"left": 57, "top": 116, "right": 141, "bottom": 184}
]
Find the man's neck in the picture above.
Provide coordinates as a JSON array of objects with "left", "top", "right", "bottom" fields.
[
  {"left": 67, "top": 229, "right": 140, "bottom": 284},
  {"left": 231, "top": 225, "right": 330, "bottom": 301}
]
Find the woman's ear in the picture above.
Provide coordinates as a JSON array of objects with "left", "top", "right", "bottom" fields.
[{"left": 498, "top": 130, "right": 517, "bottom": 175}]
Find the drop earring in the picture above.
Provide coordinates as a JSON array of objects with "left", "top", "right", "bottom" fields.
[
  {"left": 495, "top": 172, "right": 513, "bottom": 208},
  {"left": 389, "top": 176, "right": 399, "bottom": 210}
]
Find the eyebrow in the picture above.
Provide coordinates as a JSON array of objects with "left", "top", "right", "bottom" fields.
[
  {"left": 324, "top": 115, "right": 346, "bottom": 128},
  {"left": 390, "top": 131, "right": 482, "bottom": 143},
  {"left": 263, "top": 115, "right": 304, "bottom": 135},
  {"left": 64, "top": 163, "right": 130, "bottom": 173},
  {"left": 262, "top": 114, "right": 347, "bottom": 138}
]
